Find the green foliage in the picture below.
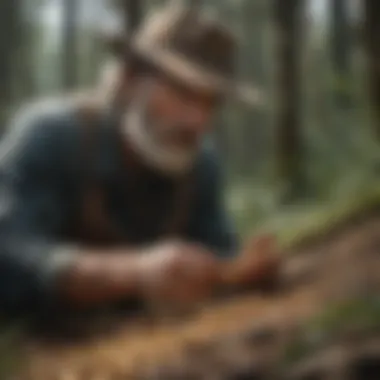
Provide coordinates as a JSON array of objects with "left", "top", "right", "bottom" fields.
[
  {"left": 229, "top": 174, "right": 380, "bottom": 249},
  {"left": 282, "top": 296, "right": 380, "bottom": 366},
  {"left": 331, "top": 73, "right": 353, "bottom": 99}
]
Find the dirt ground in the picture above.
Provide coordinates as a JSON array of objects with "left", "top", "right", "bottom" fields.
[{"left": 15, "top": 211, "right": 380, "bottom": 379}]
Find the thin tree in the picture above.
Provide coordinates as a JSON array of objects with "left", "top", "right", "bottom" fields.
[
  {"left": 18, "top": 0, "right": 39, "bottom": 100},
  {"left": 62, "top": 0, "right": 78, "bottom": 89},
  {"left": 240, "top": 0, "right": 268, "bottom": 174},
  {"left": 330, "top": 0, "right": 352, "bottom": 107},
  {"left": 274, "top": 0, "right": 305, "bottom": 201},
  {"left": 188, "top": 0, "right": 202, "bottom": 7},
  {"left": 117, "top": 0, "right": 143, "bottom": 34},
  {"left": 0, "top": 0, "right": 22, "bottom": 118},
  {"left": 363, "top": 0, "right": 380, "bottom": 140}
]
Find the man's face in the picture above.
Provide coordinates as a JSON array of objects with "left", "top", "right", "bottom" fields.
[
  {"left": 145, "top": 75, "right": 218, "bottom": 151},
  {"left": 122, "top": 72, "right": 220, "bottom": 175}
]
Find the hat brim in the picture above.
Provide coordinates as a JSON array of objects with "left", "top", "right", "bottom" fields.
[{"left": 107, "top": 34, "right": 264, "bottom": 107}]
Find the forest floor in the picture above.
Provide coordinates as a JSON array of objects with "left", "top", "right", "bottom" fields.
[{"left": 6, "top": 187, "right": 379, "bottom": 380}]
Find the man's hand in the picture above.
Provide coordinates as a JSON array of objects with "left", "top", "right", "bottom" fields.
[
  {"left": 136, "top": 241, "right": 221, "bottom": 305},
  {"left": 221, "top": 234, "right": 282, "bottom": 288}
]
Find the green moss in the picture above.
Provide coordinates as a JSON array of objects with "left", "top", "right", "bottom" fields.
[
  {"left": 231, "top": 180, "right": 380, "bottom": 252},
  {"left": 282, "top": 296, "right": 380, "bottom": 367},
  {"left": 280, "top": 184, "right": 380, "bottom": 250}
]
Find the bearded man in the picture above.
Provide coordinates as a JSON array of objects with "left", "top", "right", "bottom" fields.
[{"left": 0, "top": 4, "right": 274, "bottom": 321}]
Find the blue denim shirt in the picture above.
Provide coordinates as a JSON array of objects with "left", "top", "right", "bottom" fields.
[{"left": 0, "top": 99, "right": 238, "bottom": 314}]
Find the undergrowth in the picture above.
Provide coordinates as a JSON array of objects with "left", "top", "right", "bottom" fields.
[{"left": 230, "top": 177, "right": 380, "bottom": 251}]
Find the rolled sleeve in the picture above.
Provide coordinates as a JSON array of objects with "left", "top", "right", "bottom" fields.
[{"left": 0, "top": 104, "right": 80, "bottom": 313}]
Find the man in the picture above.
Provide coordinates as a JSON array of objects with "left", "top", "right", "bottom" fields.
[{"left": 0, "top": 4, "right": 271, "bottom": 319}]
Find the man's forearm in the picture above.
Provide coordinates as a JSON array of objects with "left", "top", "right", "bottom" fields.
[
  {"left": 56, "top": 249, "right": 144, "bottom": 308},
  {"left": 0, "top": 238, "right": 148, "bottom": 313}
]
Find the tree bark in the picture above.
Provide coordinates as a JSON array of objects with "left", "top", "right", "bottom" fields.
[
  {"left": 363, "top": 0, "right": 380, "bottom": 140},
  {"left": 240, "top": 0, "right": 268, "bottom": 174},
  {"left": 62, "top": 0, "right": 78, "bottom": 90},
  {"left": 121, "top": 0, "right": 143, "bottom": 34},
  {"left": 330, "top": 0, "right": 352, "bottom": 107},
  {"left": 274, "top": 0, "right": 305, "bottom": 201},
  {"left": 188, "top": 0, "right": 202, "bottom": 7},
  {"left": 0, "top": 0, "right": 21, "bottom": 126}
]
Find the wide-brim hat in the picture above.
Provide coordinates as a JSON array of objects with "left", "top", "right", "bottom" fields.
[{"left": 105, "top": 4, "right": 264, "bottom": 107}]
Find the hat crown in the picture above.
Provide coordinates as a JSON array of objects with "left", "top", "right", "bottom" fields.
[{"left": 134, "top": 4, "right": 236, "bottom": 79}]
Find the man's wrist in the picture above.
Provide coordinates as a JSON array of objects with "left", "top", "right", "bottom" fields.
[{"left": 132, "top": 248, "right": 155, "bottom": 298}]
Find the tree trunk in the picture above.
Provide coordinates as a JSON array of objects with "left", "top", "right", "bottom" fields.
[
  {"left": 188, "top": 0, "right": 202, "bottom": 7},
  {"left": 121, "top": 0, "right": 143, "bottom": 34},
  {"left": 62, "top": 0, "right": 78, "bottom": 90},
  {"left": 274, "top": 0, "right": 305, "bottom": 201},
  {"left": 363, "top": 0, "right": 380, "bottom": 140},
  {"left": 17, "top": 1, "right": 38, "bottom": 101},
  {"left": 330, "top": 0, "right": 352, "bottom": 107},
  {"left": 0, "top": 0, "right": 21, "bottom": 126},
  {"left": 211, "top": 0, "right": 233, "bottom": 165},
  {"left": 240, "top": 0, "right": 268, "bottom": 174}
]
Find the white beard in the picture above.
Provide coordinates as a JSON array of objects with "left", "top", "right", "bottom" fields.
[{"left": 121, "top": 96, "right": 198, "bottom": 177}]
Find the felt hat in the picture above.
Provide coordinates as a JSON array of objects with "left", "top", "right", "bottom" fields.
[{"left": 106, "top": 3, "right": 263, "bottom": 106}]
